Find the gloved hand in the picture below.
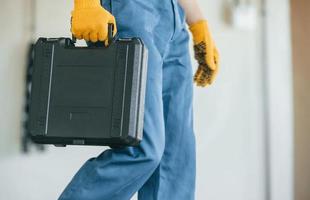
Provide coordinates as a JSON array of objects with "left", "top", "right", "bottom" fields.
[
  {"left": 189, "top": 20, "right": 219, "bottom": 87},
  {"left": 71, "top": 0, "right": 117, "bottom": 45}
]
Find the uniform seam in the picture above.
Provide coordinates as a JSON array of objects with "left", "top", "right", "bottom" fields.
[{"left": 170, "top": 0, "right": 177, "bottom": 41}]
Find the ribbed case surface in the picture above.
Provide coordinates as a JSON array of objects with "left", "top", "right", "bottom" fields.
[{"left": 28, "top": 37, "right": 148, "bottom": 146}]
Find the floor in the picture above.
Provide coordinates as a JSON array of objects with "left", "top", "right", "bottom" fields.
[{"left": 0, "top": 146, "right": 137, "bottom": 200}]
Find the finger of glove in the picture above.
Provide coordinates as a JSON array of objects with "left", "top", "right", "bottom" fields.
[
  {"left": 103, "top": 23, "right": 109, "bottom": 46},
  {"left": 214, "top": 47, "right": 220, "bottom": 69},
  {"left": 194, "top": 67, "right": 203, "bottom": 82},
  {"left": 205, "top": 43, "right": 217, "bottom": 71},
  {"left": 195, "top": 76, "right": 210, "bottom": 87},
  {"left": 199, "top": 56, "right": 216, "bottom": 82},
  {"left": 214, "top": 47, "right": 219, "bottom": 64},
  {"left": 198, "top": 75, "right": 211, "bottom": 86},
  {"left": 97, "top": 23, "right": 108, "bottom": 44},
  {"left": 72, "top": 28, "right": 83, "bottom": 40},
  {"left": 208, "top": 68, "right": 218, "bottom": 85},
  {"left": 205, "top": 52, "right": 217, "bottom": 71},
  {"left": 196, "top": 64, "right": 215, "bottom": 86},
  {"left": 82, "top": 31, "right": 91, "bottom": 41},
  {"left": 104, "top": 39, "right": 109, "bottom": 47},
  {"left": 200, "top": 82, "right": 210, "bottom": 87},
  {"left": 194, "top": 67, "right": 209, "bottom": 86},
  {"left": 71, "top": 21, "right": 83, "bottom": 39},
  {"left": 206, "top": 64, "right": 218, "bottom": 85},
  {"left": 90, "top": 31, "right": 99, "bottom": 42},
  {"left": 206, "top": 61, "right": 216, "bottom": 72},
  {"left": 98, "top": 28, "right": 106, "bottom": 41},
  {"left": 74, "top": 32, "right": 83, "bottom": 40},
  {"left": 195, "top": 77, "right": 210, "bottom": 87}
]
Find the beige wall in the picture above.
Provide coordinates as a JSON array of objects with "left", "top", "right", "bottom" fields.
[
  {"left": 291, "top": 1, "right": 310, "bottom": 200},
  {"left": 0, "top": 0, "right": 30, "bottom": 156}
]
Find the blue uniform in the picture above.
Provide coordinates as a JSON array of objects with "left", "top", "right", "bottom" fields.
[{"left": 59, "top": 0, "right": 196, "bottom": 199}]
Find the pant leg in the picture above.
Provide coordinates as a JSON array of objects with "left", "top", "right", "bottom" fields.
[
  {"left": 59, "top": 0, "right": 176, "bottom": 200},
  {"left": 138, "top": 1, "right": 196, "bottom": 199},
  {"left": 58, "top": 51, "right": 164, "bottom": 200}
]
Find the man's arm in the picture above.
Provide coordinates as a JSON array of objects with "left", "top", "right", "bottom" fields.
[
  {"left": 178, "top": 0, "right": 220, "bottom": 87},
  {"left": 178, "top": 0, "right": 204, "bottom": 25}
]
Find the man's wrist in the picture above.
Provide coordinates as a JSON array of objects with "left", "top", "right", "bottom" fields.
[
  {"left": 188, "top": 20, "right": 209, "bottom": 44},
  {"left": 187, "top": 17, "right": 205, "bottom": 26},
  {"left": 188, "top": 19, "right": 207, "bottom": 28},
  {"left": 74, "top": 0, "right": 101, "bottom": 10}
]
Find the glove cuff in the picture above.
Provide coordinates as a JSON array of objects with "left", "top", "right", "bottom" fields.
[
  {"left": 74, "top": 0, "right": 101, "bottom": 9},
  {"left": 189, "top": 20, "right": 209, "bottom": 44}
]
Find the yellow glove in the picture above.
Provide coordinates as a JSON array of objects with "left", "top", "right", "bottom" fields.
[
  {"left": 189, "top": 20, "right": 219, "bottom": 87},
  {"left": 71, "top": 0, "right": 117, "bottom": 44}
]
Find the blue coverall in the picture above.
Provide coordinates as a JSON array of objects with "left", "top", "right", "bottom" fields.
[{"left": 59, "top": 0, "right": 196, "bottom": 199}]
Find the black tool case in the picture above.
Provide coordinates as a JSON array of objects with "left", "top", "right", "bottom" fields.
[{"left": 28, "top": 37, "right": 148, "bottom": 147}]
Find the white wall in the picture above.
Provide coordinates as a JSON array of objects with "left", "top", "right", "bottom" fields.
[
  {"left": 0, "top": 0, "right": 29, "bottom": 156},
  {"left": 193, "top": 2, "right": 266, "bottom": 200},
  {"left": 264, "top": 0, "right": 294, "bottom": 200}
]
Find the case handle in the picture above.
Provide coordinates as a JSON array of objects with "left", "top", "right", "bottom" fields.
[{"left": 71, "top": 23, "right": 115, "bottom": 46}]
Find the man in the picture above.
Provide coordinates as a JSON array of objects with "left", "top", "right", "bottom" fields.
[{"left": 59, "top": 0, "right": 219, "bottom": 199}]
